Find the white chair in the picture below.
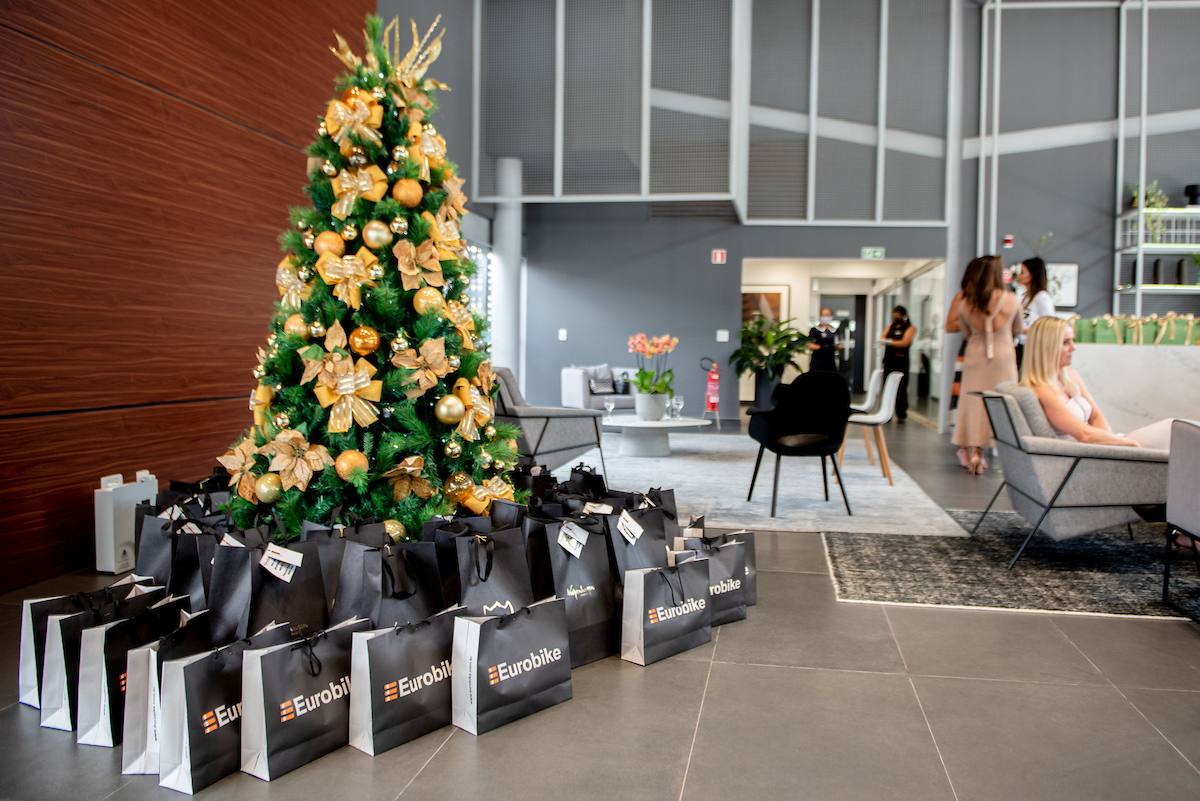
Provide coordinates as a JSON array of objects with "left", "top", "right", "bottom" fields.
[
  {"left": 849, "top": 368, "right": 884, "bottom": 463},
  {"left": 839, "top": 372, "right": 903, "bottom": 486}
]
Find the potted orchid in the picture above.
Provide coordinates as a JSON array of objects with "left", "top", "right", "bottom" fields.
[{"left": 627, "top": 332, "right": 679, "bottom": 421}]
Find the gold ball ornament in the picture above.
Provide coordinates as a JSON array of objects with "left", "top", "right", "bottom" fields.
[
  {"left": 446, "top": 472, "right": 472, "bottom": 495},
  {"left": 348, "top": 325, "right": 381, "bottom": 356},
  {"left": 392, "top": 177, "right": 423, "bottom": 208},
  {"left": 340, "top": 223, "right": 358, "bottom": 241},
  {"left": 447, "top": 355, "right": 461, "bottom": 370},
  {"left": 391, "top": 145, "right": 408, "bottom": 162},
  {"left": 412, "top": 286, "right": 446, "bottom": 315},
  {"left": 296, "top": 219, "right": 312, "bottom": 232},
  {"left": 335, "top": 449, "right": 369, "bottom": 480},
  {"left": 283, "top": 314, "right": 309, "bottom": 339},
  {"left": 492, "top": 460, "right": 506, "bottom": 471},
  {"left": 484, "top": 425, "right": 497, "bottom": 439},
  {"left": 302, "top": 232, "right": 316, "bottom": 249},
  {"left": 390, "top": 335, "right": 410, "bottom": 352},
  {"left": 321, "top": 160, "right": 338, "bottom": 177},
  {"left": 478, "top": 451, "right": 493, "bottom": 467},
  {"left": 314, "top": 231, "right": 345, "bottom": 257},
  {"left": 254, "top": 473, "right": 283, "bottom": 504},
  {"left": 368, "top": 264, "right": 385, "bottom": 280},
  {"left": 460, "top": 293, "right": 471, "bottom": 306},
  {"left": 434, "top": 394, "right": 466, "bottom": 424},
  {"left": 347, "top": 146, "right": 368, "bottom": 167},
  {"left": 389, "top": 216, "right": 409, "bottom": 235},
  {"left": 371, "top": 85, "right": 387, "bottom": 100},
  {"left": 297, "top": 267, "right": 311, "bottom": 281},
  {"left": 273, "top": 411, "right": 290, "bottom": 429},
  {"left": 317, "top": 120, "right": 328, "bottom": 137},
  {"left": 384, "top": 519, "right": 405, "bottom": 541},
  {"left": 362, "top": 220, "right": 393, "bottom": 250},
  {"left": 308, "top": 320, "right": 326, "bottom": 338},
  {"left": 252, "top": 364, "right": 266, "bottom": 379},
  {"left": 444, "top": 440, "right": 463, "bottom": 459}
]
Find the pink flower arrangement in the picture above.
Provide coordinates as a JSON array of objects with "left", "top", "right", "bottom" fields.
[{"left": 626, "top": 332, "right": 679, "bottom": 394}]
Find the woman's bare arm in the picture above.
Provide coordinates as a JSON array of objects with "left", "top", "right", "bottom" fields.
[
  {"left": 1067, "top": 367, "right": 1114, "bottom": 433},
  {"left": 944, "top": 294, "right": 962, "bottom": 333}
]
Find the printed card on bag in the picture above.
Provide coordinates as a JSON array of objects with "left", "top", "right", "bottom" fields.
[
  {"left": 220, "top": 534, "right": 245, "bottom": 547},
  {"left": 560, "top": 521, "right": 589, "bottom": 546},
  {"left": 259, "top": 543, "right": 303, "bottom": 583},
  {"left": 617, "top": 510, "right": 643, "bottom": 544},
  {"left": 581, "top": 502, "right": 613, "bottom": 515},
  {"left": 557, "top": 530, "right": 583, "bottom": 559}
]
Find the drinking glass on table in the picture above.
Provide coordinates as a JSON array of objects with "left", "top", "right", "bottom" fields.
[
  {"left": 670, "top": 396, "right": 685, "bottom": 419},
  {"left": 603, "top": 398, "right": 616, "bottom": 419}
]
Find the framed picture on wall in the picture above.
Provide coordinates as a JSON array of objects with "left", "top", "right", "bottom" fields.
[
  {"left": 741, "top": 284, "right": 790, "bottom": 323},
  {"left": 1046, "top": 263, "right": 1079, "bottom": 308}
]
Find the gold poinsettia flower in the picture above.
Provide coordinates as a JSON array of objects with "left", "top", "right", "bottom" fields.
[
  {"left": 381, "top": 455, "right": 435, "bottom": 501},
  {"left": 299, "top": 321, "right": 350, "bottom": 388},
  {"left": 390, "top": 337, "right": 450, "bottom": 398},
  {"left": 217, "top": 437, "right": 260, "bottom": 502},
  {"left": 393, "top": 239, "right": 444, "bottom": 291},
  {"left": 473, "top": 360, "right": 496, "bottom": 395},
  {"left": 258, "top": 430, "right": 333, "bottom": 492}
]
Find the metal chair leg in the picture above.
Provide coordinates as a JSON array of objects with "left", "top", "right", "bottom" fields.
[
  {"left": 1162, "top": 526, "right": 1174, "bottom": 604},
  {"left": 820, "top": 455, "right": 829, "bottom": 501},
  {"left": 598, "top": 442, "right": 609, "bottom": 484},
  {"left": 747, "top": 444, "right": 764, "bottom": 502},
  {"left": 1007, "top": 458, "right": 1081, "bottom": 570},
  {"left": 829, "top": 455, "right": 852, "bottom": 515},
  {"left": 972, "top": 481, "right": 1006, "bottom": 534},
  {"left": 1127, "top": 522, "right": 1134, "bottom": 541},
  {"left": 770, "top": 453, "right": 781, "bottom": 518},
  {"left": 1007, "top": 507, "right": 1051, "bottom": 570}
]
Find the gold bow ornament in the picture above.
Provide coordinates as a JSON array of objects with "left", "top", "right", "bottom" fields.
[
  {"left": 422, "top": 208, "right": 463, "bottom": 259},
  {"left": 390, "top": 336, "right": 450, "bottom": 398},
  {"left": 313, "top": 356, "right": 383, "bottom": 433},
  {"left": 317, "top": 247, "right": 379, "bottom": 309},
  {"left": 249, "top": 383, "right": 274, "bottom": 429},
  {"left": 323, "top": 86, "right": 383, "bottom": 155},
  {"left": 393, "top": 238, "right": 444, "bottom": 291},
  {"left": 276, "top": 256, "right": 313, "bottom": 311},
  {"left": 381, "top": 455, "right": 435, "bottom": 501},
  {"left": 408, "top": 125, "right": 446, "bottom": 182},
  {"left": 444, "top": 300, "right": 476, "bottom": 351},
  {"left": 331, "top": 165, "right": 388, "bottom": 220},
  {"left": 217, "top": 436, "right": 261, "bottom": 502},
  {"left": 452, "top": 377, "right": 493, "bottom": 441},
  {"left": 456, "top": 476, "right": 515, "bottom": 516},
  {"left": 258, "top": 430, "right": 334, "bottom": 492}
]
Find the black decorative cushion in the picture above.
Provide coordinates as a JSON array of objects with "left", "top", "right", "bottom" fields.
[{"left": 588, "top": 377, "right": 616, "bottom": 395}]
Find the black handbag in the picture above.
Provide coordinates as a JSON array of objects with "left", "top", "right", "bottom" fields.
[{"left": 456, "top": 528, "right": 535, "bottom": 616}]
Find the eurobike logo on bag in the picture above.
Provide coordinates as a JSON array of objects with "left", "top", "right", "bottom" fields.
[
  {"left": 566, "top": 584, "right": 596, "bottom": 599},
  {"left": 201, "top": 703, "right": 241, "bottom": 734},
  {"left": 278, "top": 675, "right": 351, "bottom": 723},
  {"left": 487, "top": 647, "right": 564, "bottom": 686},
  {"left": 709, "top": 578, "right": 742, "bottom": 596},
  {"left": 647, "top": 597, "right": 706, "bottom": 625},
  {"left": 119, "top": 672, "right": 127, "bottom": 693},
  {"left": 483, "top": 600, "right": 516, "bottom": 615},
  {"left": 382, "top": 659, "right": 451, "bottom": 703}
]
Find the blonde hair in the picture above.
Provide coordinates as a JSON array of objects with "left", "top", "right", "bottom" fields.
[{"left": 1021, "top": 317, "right": 1078, "bottom": 396}]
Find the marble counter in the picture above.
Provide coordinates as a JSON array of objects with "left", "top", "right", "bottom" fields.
[{"left": 1071, "top": 344, "right": 1200, "bottom": 433}]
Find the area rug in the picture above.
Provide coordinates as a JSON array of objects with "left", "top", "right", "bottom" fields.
[
  {"left": 824, "top": 510, "right": 1200, "bottom": 618},
  {"left": 560, "top": 432, "right": 964, "bottom": 537}
]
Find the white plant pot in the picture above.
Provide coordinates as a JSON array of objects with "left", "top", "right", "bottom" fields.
[{"left": 634, "top": 392, "right": 670, "bottom": 421}]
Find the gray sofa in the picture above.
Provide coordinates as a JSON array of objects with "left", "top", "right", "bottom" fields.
[
  {"left": 560, "top": 365, "right": 637, "bottom": 411},
  {"left": 494, "top": 367, "right": 607, "bottom": 474},
  {"left": 976, "top": 382, "right": 1169, "bottom": 568}
]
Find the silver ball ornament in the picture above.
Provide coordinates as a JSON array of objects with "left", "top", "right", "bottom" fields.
[
  {"left": 448, "top": 355, "right": 461, "bottom": 370},
  {"left": 308, "top": 321, "right": 326, "bottom": 338},
  {"left": 321, "top": 160, "right": 338, "bottom": 177}
]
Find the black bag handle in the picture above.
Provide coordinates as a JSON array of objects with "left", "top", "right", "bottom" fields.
[
  {"left": 496, "top": 605, "right": 533, "bottom": 628},
  {"left": 381, "top": 546, "right": 420, "bottom": 600},
  {"left": 657, "top": 570, "right": 683, "bottom": 606},
  {"left": 394, "top": 617, "right": 433, "bottom": 635},
  {"left": 291, "top": 630, "right": 327, "bottom": 676},
  {"left": 471, "top": 535, "right": 495, "bottom": 583}
]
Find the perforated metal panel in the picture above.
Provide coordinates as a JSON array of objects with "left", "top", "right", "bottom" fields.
[
  {"left": 563, "top": 0, "right": 642, "bottom": 195},
  {"left": 813, "top": 137, "right": 874, "bottom": 220},
  {"left": 652, "top": 0, "right": 731, "bottom": 100},
  {"left": 883, "top": 150, "right": 942, "bottom": 221},
  {"left": 817, "top": 0, "right": 878, "bottom": 126},
  {"left": 747, "top": 125, "right": 806, "bottom": 218},
  {"left": 1148, "top": 9, "right": 1200, "bottom": 115},
  {"left": 750, "top": 0, "right": 809, "bottom": 113},
  {"left": 887, "top": 0, "right": 948, "bottom": 138},
  {"left": 649, "top": 109, "right": 729, "bottom": 193},
  {"left": 479, "top": 0, "right": 556, "bottom": 196}
]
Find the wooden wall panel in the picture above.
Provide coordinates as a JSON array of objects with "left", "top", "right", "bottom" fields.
[{"left": 0, "top": 0, "right": 373, "bottom": 591}]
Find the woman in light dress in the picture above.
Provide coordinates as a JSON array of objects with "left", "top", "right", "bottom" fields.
[{"left": 1015, "top": 256, "right": 1055, "bottom": 369}]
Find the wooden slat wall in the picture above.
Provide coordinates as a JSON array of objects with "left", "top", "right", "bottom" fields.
[{"left": 0, "top": 0, "right": 373, "bottom": 591}]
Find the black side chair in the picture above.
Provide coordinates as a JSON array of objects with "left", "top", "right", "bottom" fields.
[{"left": 746, "top": 371, "right": 852, "bottom": 517}]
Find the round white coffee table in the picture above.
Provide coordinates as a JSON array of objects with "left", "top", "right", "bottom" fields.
[{"left": 606, "top": 415, "right": 714, "bottom": 457}]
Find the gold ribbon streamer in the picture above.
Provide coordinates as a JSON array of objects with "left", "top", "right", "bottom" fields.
[
  {"left": 443, "top": 300, "right": 476, "bottom": 351},
  {"left": 393, "top": 239, "right": 444, "bottom": 291},
  {"left": 324, "top": 87, "right": 384, "bottom": 154},
  {"left": 276, "top": 257, "right": 313, "bottom": 311},
  {"left": 317, "top": 248, "right": 378, "bottom": 309},
  {"left": 258, "top": 430, "right": 334, "bottom": 492},
  {"left": 313, "top": 357, "right": 383, "bottom": 433},
  {"left": 1154, "top": 312, "right": 1178, "bottom": 345},
  {"left": 455, "top": 477, "right": 514, "bottom": 516},
  {"left": 381, "top": 455, "right": 434, "bottom": 500},
  {"left": 248, "top": 383, "right": 274, "bottom": 430},
  {"left": 1100, "top": 314, "right": 1124, "bottom": 345},
  {"left": 453, "top": 377, "right": 493, "bottom": 441},
  {"left": 408, "top": 127, "right": 446, "bottom": 182},
  {"left": 331, "top": 165, "right": 388, "bottom": 220},
  {"left": 217, "top": 436, "right": 260, "bottom": 502},
  {"left": 390, "top": 337, "right": 450, "bottom": 398}
]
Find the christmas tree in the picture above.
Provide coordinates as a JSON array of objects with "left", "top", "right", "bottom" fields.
[{"left": 217, "top": 15, "right": 520, "bottom": 539}]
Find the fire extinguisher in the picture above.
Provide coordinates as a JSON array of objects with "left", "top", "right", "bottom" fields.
[{"left": 700, "top": 357, "right": 720, "bottom": 412}]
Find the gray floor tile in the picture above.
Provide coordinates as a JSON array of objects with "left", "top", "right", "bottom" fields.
[
  {"left": 914, "top": 676, "right": 1200, "bottom": 801},
  {"left": 0, "top": 704, "right": 129, "bottom": 801},
  {"left": 682, "top": 663, "right": 956, "bottom": 801},
  {"left": 713, "top": 571, "right": 905, "bottom": 673},
  {"left": 886, "top": 606, "right": 1105, "bottom": 684},
  {"left": 400, "top": 657, "right": 710, "bottom": 801},
  {"left": 748, "top": 530, "right": 828, "bottom": 573},
  {"left": 1123, "top": 688, "right": 1200, "bottom": 770},
  {"left": 1052, "top": 616, "right": 1200, "bottom": 690}
]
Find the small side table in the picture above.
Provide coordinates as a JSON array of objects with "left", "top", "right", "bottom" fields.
[{"left": 606, "top": 415, "right": 714, "bottom": 457}]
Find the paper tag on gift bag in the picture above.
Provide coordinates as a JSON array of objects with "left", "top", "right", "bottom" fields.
[
  {"left": 637, "top": 495, "right": 656, "bottom": 510},
  {"left": 582, "top": 502, "right": 613, "bottom": 515},
  {"left": 557, "top": 530, "right": 584, "bottom": 559},
  {"left": 617, "top": 510, "right": 643, "bottom": 544},
  {"left": 260, "top": 543, "right": 304, "bottom": 582},
  {"left": 219, "top": 534, "right": 245, "bottom": 547},
  {"left": 560, "top": 521, "right": 590, "bottom": 546}
]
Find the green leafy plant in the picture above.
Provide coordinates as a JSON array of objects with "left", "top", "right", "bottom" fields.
[
  {"left": 729, "top": 315, "right": 808, "bottom": 381},
  {"left": 627, "top": 332, "right": 678, "bottom": 395},
  {"left": 1129, "top": 180, "right": 1170, "bottom": 243}
]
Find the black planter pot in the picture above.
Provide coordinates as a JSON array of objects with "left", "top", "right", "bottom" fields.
[{"left": 753, "top": 371, "right": 780, "bottom": 409}]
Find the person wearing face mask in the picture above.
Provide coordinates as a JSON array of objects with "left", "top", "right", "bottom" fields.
[
  {"left": 879, "top": 305, "right": 916, "bottom": 422},
  {"left": 807, "top": 307, "right": 840, "bottom": 372}
]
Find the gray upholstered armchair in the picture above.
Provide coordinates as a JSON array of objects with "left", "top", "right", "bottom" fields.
[
  {"left": 493, "top": 367, "right": 607, "bottom": 474},
  {"left": 1162, "top": 420, "right": 1200, "bottom": 609},
  {"left": 975, "top": 382, "right": 1169, "bottom": 568}
]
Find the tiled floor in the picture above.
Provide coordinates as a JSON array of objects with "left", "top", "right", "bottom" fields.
[{"left": 1, "top": 422, "right": 1198, "bottom": 800}]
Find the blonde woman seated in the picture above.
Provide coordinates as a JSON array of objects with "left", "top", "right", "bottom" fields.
[{"left": 1021, "top": 316, "right": 1180, "bottom": 450}]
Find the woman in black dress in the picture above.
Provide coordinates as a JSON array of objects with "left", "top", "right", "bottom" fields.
[
  {"left": 807, "top": 307, "right": 840, "bottom": 372},
  {"left": 879, "top": 305, "right": 916, "bottom": 422}
]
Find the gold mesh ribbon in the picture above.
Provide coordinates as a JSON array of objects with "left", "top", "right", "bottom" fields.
[
  {"left": 393, "top": 239, "right": 443, "bottom": 291},
  {"left": 331, "top": 165, "right": 388, "bottom": 220},
  {"left": 324, "top": 87, "right": 383, "bottom": 154},
  {"left": 453, "top": 377, "right": 493, "bottom": 441},
  {"left": 443, "top": 300, "right": 476, "bottom": 351},
  {"left": 381, "top": 455, "right": 435, "bottom": 501},
  {"left": 276, "top": 257, "right": 312, "bottom": 311},
  {"left": 408, "top": 126, "right": 446, "bottom": 182},
  {"left": 248, "top": 383, "right": 274, "bottom": 429},
  {"left": 313, "top": 357, "right": 383, "bottom": 433},
  {"left": 258, "top": 430, "right": 333, "bottom": 492},
  {"left": 217, "top": 437, "right": 260, "bottom": 502},
  {"left": 456, "top": 477, "right": 514, "bottom": 516},
  {"left": 317, "top": 248, "right": 378, "bottom": 309},
  {"left": 390, "top": 337, "right": 450, "bottom": 398},
  {"left": 422, "top": 208, "right": 463, "bottom": 259}
]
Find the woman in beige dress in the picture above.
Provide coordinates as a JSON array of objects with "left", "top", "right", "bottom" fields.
[{"left": 945, "top": 255, "right": 1022, "bottom": 474}]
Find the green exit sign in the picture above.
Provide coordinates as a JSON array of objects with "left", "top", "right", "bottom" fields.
[{"left": 861, "top": 247, "right": 886, "bottom": 260}]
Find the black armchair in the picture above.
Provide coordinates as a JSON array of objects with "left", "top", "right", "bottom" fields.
[{"left": 746, "top": 371, "right": 852, "bottom": 517}]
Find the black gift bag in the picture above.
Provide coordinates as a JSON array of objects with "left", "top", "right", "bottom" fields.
[
  {"left": 456, "top": 529, "right": 535, "bottom": 616},
  {"left": 621, "top": 559, "right": 712, "bottom": 666},
  {"left": 301, "top": 515, "right": 391, "bottom": 613},
  {"left": 207, "top": 538, "right": 328, "bottom": 645},
  {"left": 241, "top": 617, "right": 371, "bottom": 781},
  {"left": 677, "top": 529, "right": 757, "bottom": 606},
  {"left": 604, "top": 507, "right": 670, "bottom": 586},
  {"left": 490, "top": 499, "right": 527, "bottom": 530},
  {"left": 348, "top": 607, "right": 465, "bottom": 756},
  {"left": 510, "top": 463, "right": 555, "bottom": 501},
  {"left": 451, "top": 598, "right": 573, "bottom": 735},
  {"left": 158, "top": 623, "right": 292, "bottom": 794},
  {"left": 672, "top": 541, "right": 748, "bottom": 626},
  {"left": 133, "top": 504, "right": 226, "bottom": 611},
  {"left": 425, "top": 518, "right": 491, "bottom": 605},
  {"left": 333, "top": 541, "right": 443, "bottom": 627},
  {"left": 532, "top": 514, "right": 617, "bottom": 667},
  {"left": 565, "top": 463, "right": 608, "bottom": 499}
]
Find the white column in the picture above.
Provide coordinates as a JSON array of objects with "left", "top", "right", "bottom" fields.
[{"left": 491, "top": 157, "right": 524, "bottom": 378}]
